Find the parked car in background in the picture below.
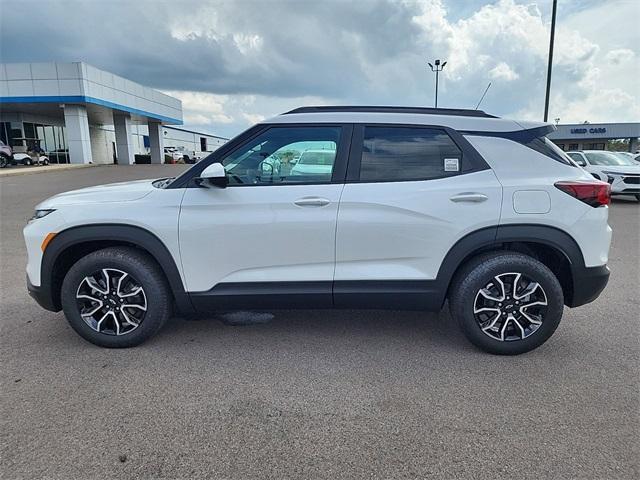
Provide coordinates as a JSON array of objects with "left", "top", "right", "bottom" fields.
[
  {"left": 290, "top": 149, "right": 335, "bottom": 178},
  {"left": 162, "top": 147, "right": 203, "bottom": 164},
  {"left": 567, "top": 150, "right": 640, "bottom": 201},
  {"left": 613, "top": 151, "right": 639, "bottom": 164},
  {"left": 614, "top": 152, "right": 636, "bottom": 160},
  {"left": 25, "top": 106, "right": 612, "bottom": 355},
  {"left": 178, "top": 148, "right": 198, "bottom": 164},
  {"left": 0, "top": 140, "right": 12, "bottom": 168},
  {"left": 191, "top": 151, "right": 209, "bottom": 163},
  {"left": 163, "top": 147, "right": 184, "bottom": 163}
]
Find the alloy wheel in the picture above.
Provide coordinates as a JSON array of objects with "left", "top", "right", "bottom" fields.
[
  {"left": 473, "top": 272, "right": 548, "bottom": 342},
  {"left": 76, "top": 268, "right": 147, "bottom": 335}
]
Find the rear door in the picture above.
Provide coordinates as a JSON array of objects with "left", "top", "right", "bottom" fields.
[{"left": 334, "top": 124, "right": 502, "bottom": 305}]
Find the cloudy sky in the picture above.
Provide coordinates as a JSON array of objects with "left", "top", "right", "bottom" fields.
[{"left": 1, "top": 0, "right": 638, "bottom": 138}]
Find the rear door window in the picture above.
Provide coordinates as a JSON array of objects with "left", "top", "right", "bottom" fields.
[{"left": 358, "top": 126, "right": 465, "bottom": 182}]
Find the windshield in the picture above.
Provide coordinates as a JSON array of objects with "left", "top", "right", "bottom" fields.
[{"left": 585, "top": 151, "right": 637, "bottom": 166}]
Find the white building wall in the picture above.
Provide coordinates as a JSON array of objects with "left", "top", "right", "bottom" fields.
[
  {"left": 89, "top": 125, "right": 114, "bottom": 164},
  {"left": 1, "top": 61, "right": 227, "bottom": 164},
  {"left": 63, "top": 105, "right": 92, "bottom": 164},
  {"left": 1, "top": 62, "right": 183, "bottom": 124}
]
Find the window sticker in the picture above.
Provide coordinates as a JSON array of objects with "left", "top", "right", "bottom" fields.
[{"left": 444, "top": 158, "right": 459, "bottom": 172}]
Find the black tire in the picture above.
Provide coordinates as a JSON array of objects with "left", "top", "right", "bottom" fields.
[
  {"left": 61, "top": 247, "right": 172, "bottom": 348},
  {"left": 0, "top": 155, "right": 8, "bottom": 168},
  {"left": 449, "top": 252, "right": 564, "bottom": 355}
]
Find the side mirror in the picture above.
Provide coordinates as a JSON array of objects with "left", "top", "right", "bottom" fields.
[
  {"left": 196, "top": 163, "right": 228, "bottom": 188},
  {"left": 576, "top": 159, "right": 587, "bottom": 167}
]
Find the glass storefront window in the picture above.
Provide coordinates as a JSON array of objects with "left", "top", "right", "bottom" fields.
[
  {"left": 9, "top": 122, "right": 23, "bottom": 147},
  {"left": 44, "top": 126, "right": 55, "bottom": 152},
  {"left": 36, "top": 125, "right": 45, "bottom": 145},
  {"left": 0, "top": 122, "right": 8, "bottom": 145},
  {"left": 23, "top": 122, "right": 36, "bottom": 139}
]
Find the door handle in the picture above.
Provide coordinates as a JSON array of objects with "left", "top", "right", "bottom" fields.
[
  {"left": 294, "top": 197, "right": 331, "bottom": 207},
  {"left": 449, "top": 192, "right": 489, "bottom": 203}
]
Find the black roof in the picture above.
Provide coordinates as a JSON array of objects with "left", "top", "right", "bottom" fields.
[{"left": 284, "top": 106, "right": 497, "bottom": 118}]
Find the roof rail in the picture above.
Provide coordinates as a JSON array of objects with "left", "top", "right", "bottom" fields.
[{"left": 283, "top": 105, "right": 497, "bottom": 118}]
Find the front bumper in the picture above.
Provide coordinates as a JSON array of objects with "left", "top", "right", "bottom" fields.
[
  {"left": 568, "top": 265, "right": 610, "bottom": 308},
  {"left": 27, "top": 275, "right": 60, "bottom": 312},
  {"left": 608, "top": 175, "right": 640, "bottom": 195}
]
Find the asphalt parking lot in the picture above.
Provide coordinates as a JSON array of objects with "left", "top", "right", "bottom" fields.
[{"left": 1, "top": 165, "right": 638, "bottom": 479}]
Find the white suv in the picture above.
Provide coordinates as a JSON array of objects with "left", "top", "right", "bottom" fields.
[
  {"left": 24, "top": 106, "right": 612, "bottom": 354},
  {"left": 566, "top": 150, "right": 640, "bottom": 201}
]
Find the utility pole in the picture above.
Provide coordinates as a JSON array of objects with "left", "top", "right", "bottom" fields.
[
  {"left": 428, "top": 59, "right": 447, "bottom": 108},
  {"left": 543, "top": 0, "right": 558, "bottom": 122}
]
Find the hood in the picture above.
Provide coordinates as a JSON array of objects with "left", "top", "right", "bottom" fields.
[
  {"left": 592, "top": 164, "right": 640, "bottom": 175},
  {"left": 37, "top": 179, "right": 157, "bottom": 208}
]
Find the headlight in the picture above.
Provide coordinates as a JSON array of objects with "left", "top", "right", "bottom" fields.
[
  {"left": 30, "top": 209, "right": 56, "bottom": 221},
  {"left": 601, "top": 171, "right": 620, "bottom": 184}
]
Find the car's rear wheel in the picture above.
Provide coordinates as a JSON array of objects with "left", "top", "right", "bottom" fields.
[
  {"left": 0, "top": 154, "right": 9, "bottom": 168},
  {"left": 449, "top": 252, "right": 564, "bottom": 355},
  {"left": 61, "top": 247, "right": 171, "bottom": 347}
]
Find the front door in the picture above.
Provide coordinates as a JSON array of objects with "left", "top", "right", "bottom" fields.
[{"left": 179, "top": 125, "right": 350, "bottom": 308}]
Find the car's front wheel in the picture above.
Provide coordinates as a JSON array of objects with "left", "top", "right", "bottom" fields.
[
  {"left": 61, "top": 247, "right": 171, "bottom": 347},
  {"left": 449, "top": 252, "right": 564, "bottom": 355}
]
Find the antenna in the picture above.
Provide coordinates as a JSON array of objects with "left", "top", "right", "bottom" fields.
[{"left": 475, "top": 82, "right": 491, "bottom": 110}]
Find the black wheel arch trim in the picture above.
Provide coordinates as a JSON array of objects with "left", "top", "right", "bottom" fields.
[
  {"left": 39, "top": 224, "right": 194, "bottom": 313},
  {"left": 435, "top": 223, "right": 595, "bottom": 308}
]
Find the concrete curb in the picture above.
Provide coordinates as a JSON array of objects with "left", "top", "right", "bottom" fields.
[{"left": 0, "top": 163, "right": 100, "bottom": 178}]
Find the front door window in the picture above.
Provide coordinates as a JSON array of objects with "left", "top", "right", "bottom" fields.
[{"left": 222, "top": 126, "right": 341, "bottom": 185}]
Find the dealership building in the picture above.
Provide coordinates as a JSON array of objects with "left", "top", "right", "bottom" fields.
[
  {"left": 0, "top": 62, "right": 227, "bottom": 164},
  {"left": 548, "top": 122, "right": 640, "bottom": 153}
]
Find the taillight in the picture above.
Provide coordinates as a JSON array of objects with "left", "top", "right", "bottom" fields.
[{"left": 555, "top": 180, "right": 611, "bottom": 207}]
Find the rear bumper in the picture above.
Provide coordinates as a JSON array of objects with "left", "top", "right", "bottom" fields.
[
  {"left": 27, "top": 275, "right": 60, "bottom": 312},
  {"left": 568, "top": 265, "right": 610, "bottom": 308}
]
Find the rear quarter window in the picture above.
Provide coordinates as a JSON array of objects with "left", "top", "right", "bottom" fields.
[{"left": 523, "top": 137, "right": 576, "bottom": 166}]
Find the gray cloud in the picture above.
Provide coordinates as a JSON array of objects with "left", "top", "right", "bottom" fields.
[
  {"left": 0, "top": 0, "right": 425, "bottom": 99},
  {"left": 1, "top": 0, "right": 637, "bottom": 134}
]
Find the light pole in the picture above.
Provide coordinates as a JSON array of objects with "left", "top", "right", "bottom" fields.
[{"left": 428, "top": 59, "right": 447, "bottom": 108}]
